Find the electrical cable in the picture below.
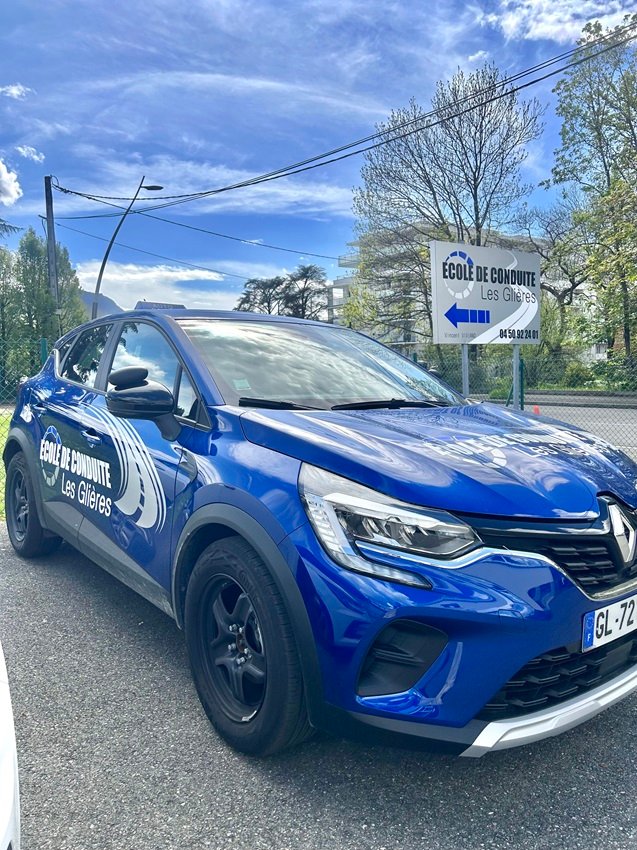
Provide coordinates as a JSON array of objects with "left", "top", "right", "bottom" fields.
[
  {"left": 57, "top": 199, "right": 339, "bottom": 259},
  {"left": 52, "top": 21, "right": 637, "bottom": 212},
  {"left": 48, "top": 218, "right": 251, "bottom": 281}
]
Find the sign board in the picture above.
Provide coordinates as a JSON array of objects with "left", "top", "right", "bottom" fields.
[
  {"left": 134, "top": 301, "right": 186, "bottom": 310},
  {"left": 430, "top": 241, "right": 541, "bottom": 345}
]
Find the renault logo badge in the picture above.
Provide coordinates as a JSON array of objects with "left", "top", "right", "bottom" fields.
[{"left": 608, "top": 503, "right": 637, "bottom": 565}]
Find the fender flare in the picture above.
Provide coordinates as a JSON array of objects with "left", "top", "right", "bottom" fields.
[
  {"left": 172, "top": 503, "right": 324, "bottom": 725},
  {"left": 3, "top": 427, "right": 50, "bottom": 530}
]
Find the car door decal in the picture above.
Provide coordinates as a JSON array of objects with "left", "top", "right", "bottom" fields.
[
  {"left": 40, "top": 401, "right": 167, "bottom": 532},
  {"left": 88, "top": 405, "right": 167, "bottom": 532}
]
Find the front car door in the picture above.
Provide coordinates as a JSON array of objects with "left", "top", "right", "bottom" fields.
[{"left": 74, "top": 320, "right": 207, "bottom": 612}]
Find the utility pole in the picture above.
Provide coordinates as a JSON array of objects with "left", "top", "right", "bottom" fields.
[{"left": 44, "top": 176, "right": 60, "bottom": 311}]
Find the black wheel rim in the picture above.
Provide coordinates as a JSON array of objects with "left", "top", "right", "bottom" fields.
[
  {"left": 9, "top": 467, "right": 29, "bottom": 543},
  {"left": 199, "top": 575, "right": 267, "bottom": 723}
]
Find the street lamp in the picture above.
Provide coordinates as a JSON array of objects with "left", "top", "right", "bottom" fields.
[{"left": 91, "top": 175, "right": 164, "bottom": 319}]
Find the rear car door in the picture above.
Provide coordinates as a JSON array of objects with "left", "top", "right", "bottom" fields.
[{"left": 34, "top": 322, "right": 114, "bottom": 543}]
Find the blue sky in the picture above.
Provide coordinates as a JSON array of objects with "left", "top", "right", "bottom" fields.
[{"left": 0, "top": 0, "right": 633, "bottom": 311}]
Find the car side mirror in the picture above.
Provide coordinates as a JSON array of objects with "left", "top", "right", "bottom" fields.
[{"left": 106, "top": 366, "right": 181, "bottom": 441}]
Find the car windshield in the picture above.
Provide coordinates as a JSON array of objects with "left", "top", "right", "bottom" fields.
[{"left": 179, "top": 319, "right": 465, "bottom": 409}]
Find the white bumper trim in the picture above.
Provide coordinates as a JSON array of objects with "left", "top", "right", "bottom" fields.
[{"left": 462, "top": 663, "right": 637, "bottom": 757}]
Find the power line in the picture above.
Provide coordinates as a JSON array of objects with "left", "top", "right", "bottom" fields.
[
  {"left": 49, "top": 218, "right": 250, "bottom": 282},
  {"left": 57, "top": 202, "right": 340, "bottom": 260},
  {"left": 53, "top": 21, "right": 637, "bottom": 213}
]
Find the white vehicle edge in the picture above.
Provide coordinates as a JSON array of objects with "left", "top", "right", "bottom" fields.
[{"left": 0, "top": 640, "right": 20, "bottom": 850}]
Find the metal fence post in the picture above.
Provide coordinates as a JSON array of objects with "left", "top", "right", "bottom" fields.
[
  {"left": 40, "top": 338, "right": 48, "bottom": 365},
  {"left": 512, "top": 345, "right": 521, "bottom": 411},
  {"left": 461, "top": 344, "right": 470, "bottom": 397}
]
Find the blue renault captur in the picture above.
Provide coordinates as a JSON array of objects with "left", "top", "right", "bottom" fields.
[{"left": 5, "top": 308, "right": 637, "bottom": 756}]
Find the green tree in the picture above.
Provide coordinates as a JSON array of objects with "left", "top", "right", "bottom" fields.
[
  {"left": 13, "top": 229, "right": 86, "bottom": 371},
  {"left": 0, "top": 217, "right": 19, "bottom": 242},
  {"left": 550, "top": 16, "right": 637, "bottom": 355},
  {"left": 551, "top": 16, "right": 637, "bottom": 192},
  {"left": 341, "top": 283, "right": 379, "bottom": 328},
  {"left": 0, "top": 246, "right": 21, "bottom": 397},
  {"left": 235, "top": 264, "right": 327, "bottom": 319},
  {"left": 580, "top": 178, "right": 637, "bottom": 355},
  {"left": 283, "top": 265, "right": 327, "bottom": 320},
  {"left": 236, "top": 275, "right": 289, "bottom": 314}
]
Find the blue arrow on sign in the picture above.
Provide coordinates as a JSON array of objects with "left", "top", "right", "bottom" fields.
[{"left": 445, "top": 303, "right": 491, "bottom": 328}]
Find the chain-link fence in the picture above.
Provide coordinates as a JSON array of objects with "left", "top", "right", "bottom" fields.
[{"left": 413, "top": 345, "right": 637, "bottom": 461}]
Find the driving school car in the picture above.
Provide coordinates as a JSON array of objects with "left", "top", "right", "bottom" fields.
[{"left": 5, "top": 308, "right": 637, "bottom": 756}]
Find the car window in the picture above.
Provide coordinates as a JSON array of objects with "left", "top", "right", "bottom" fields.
[
  {"left": 110, "top": 322, "right": 179, "bottom": 393},
  {"left": 179, "top": 319, "right": 464, "bottom": 408},
  {"left": 55, "top": 335, "right": 76, "bottom": 371},
  {"left": 175, "top": 369, "right": 199, "bottom": 420},
  {"left": 61, "top": 324, "right": 112, "bottom": 387}
]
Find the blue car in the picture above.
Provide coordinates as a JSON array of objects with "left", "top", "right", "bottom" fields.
[{"left": 5, "top": 308, "right": 637, "bottom": 756}]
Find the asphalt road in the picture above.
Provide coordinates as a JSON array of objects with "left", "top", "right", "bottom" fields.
[
  {"left": 527, "top": 401, "right": 637, "bottom": 460},
  {"left": 1, "top": 529, "right": 637, "bottom": 850}
]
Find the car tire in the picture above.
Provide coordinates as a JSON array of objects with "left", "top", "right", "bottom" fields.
[
  {"left": 184, "top": 536, "right": 312, "bottom": 756},
  {"left": 5, "top": 452, "right": 62, "bottom": 558}
]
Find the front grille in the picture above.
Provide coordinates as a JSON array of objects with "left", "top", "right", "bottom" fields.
[
  {"left": 479, "top": 632, "right": 637, "bottom": 720},
  {"left": 478, "top": 531, "right": 637, "bottom": 595}
]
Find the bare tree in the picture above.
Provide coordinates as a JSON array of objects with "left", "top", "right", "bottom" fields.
[
  {"left": 352, "top": 63, "right": 544, "bottom": 340},
  {"left": 516, "top": 193, "right": 592, "bottom": 349}
]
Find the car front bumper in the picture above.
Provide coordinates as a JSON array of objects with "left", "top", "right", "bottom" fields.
[{"left": 289, "top": 525, "right": 637, "bottom": 753}]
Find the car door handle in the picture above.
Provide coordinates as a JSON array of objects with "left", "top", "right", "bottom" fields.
[
  {"left": 81, "top": 428, "right": 102, "bottom": 447},
  {"left": 31, "top": 404, "right": 46, "bottom": 414}
]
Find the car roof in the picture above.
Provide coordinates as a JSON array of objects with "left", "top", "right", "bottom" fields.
[
  {"left": 54, "top": 309, "right": 339, "bottom": 347},
  {"left": 127, "top": 308, "right": 327, "bottom": 325}
]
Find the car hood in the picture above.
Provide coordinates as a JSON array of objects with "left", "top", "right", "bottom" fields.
[{"left": 239, "top": 402, "right": 637, "bottom": 520}]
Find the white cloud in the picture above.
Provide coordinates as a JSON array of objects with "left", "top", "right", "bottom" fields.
[
  {"left": 75, "top": 261, "right": 242, "bottom": 311},
  {"left": 0, "top": 83, "right": 33, "bottom": 99},
  {"left": 468, "top": 50, "right": 490, "bottom": 64},
  {"left": 15, "top": 145, "right": 45, "bottom": 163},
  {"left": 80, "top": 70, "right": 389, "bottom": 121},
  {"left": 0, "top": 159, "right": 22, "bottom": 206},
  {"left": 482, "top": 0, "right": 633, "bottom": 43}
]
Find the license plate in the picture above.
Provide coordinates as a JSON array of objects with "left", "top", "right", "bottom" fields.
[{"left": 582, "top": 592, "right": 637, "bottom": 651}]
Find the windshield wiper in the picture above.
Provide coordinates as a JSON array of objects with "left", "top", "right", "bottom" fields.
[
  {"left": 331, "top": 398, "right": 454, "bottom": 411},
  {"left": 238, "top": 396, "right": 321, "bottom": 410}
]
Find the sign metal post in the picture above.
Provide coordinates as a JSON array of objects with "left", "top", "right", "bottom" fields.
[
  {"left": 461, "top": 344, "right": 470, "bottom": 397},
  {"left": 512, "top": 344, "right": 521, "bottom": 410}
]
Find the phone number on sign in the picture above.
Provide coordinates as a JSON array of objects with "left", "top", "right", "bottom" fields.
[{"left": 499, "top": 328, "right": 539, "bottom": 340}]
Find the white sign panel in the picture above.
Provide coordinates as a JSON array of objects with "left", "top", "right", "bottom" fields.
[{"left": 430, "top": 241, "right": 541, "bottom": 345}]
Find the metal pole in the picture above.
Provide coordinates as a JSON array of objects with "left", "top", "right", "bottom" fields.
[
  {"left": 92, "top": 175, "right": 145, "bottom": 320},
  {"left": 44, "top": 176, "right": 60, "bottom": 313},
  {"left": 512, "top": 345, "right": 521, "bottom": 411},
  {"left": 461, "top": 343, "right": 470, "bottom": 397}
]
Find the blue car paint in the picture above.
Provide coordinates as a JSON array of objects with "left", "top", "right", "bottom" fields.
[{"left": 6, "top": 308, "right": 637, "bottom": 754}]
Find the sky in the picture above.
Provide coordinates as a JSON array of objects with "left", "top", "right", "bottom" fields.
[{"left": 0, "top": 0, "right": 634, "bottom": 312}]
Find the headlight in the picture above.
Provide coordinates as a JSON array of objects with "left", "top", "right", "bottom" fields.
[{"left": 299, "top": 464, "right": 479, "bottom": 587}]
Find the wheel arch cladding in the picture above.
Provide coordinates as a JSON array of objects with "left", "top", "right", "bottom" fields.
[
  {"left": 3, "top": 430, "right": 48, "bottom": 528},
  {"left": 172, "top": 503, "right": 325, "bottom": 725}
]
